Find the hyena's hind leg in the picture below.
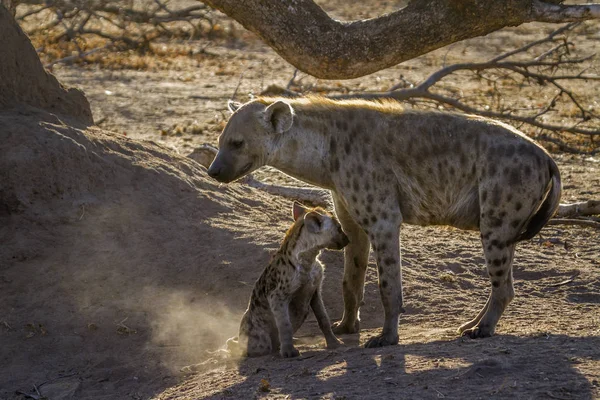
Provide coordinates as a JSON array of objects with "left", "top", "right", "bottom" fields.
[{"left": 459, "top": 232, "right": 516, "bottom": 338}]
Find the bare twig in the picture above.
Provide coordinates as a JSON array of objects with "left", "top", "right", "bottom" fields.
[
  {"left": 556, "top": 201, "right": 600, "bottom": 218},
  {"left": 16, "top": 0, "right": 216, "bottom": 61},
  {"left": 44, "top": 44, "right": 112, "bottom": 69}
]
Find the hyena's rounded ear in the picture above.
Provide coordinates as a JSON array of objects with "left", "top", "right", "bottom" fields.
[
  {"left": 227, "top": 100, "right": 242, "bottom": 113},
  {"left": 264, "top": 100, "right": 294, "bottom": 134},
  {"left": 292, "top": 201, "right": 308, "bottom": 221},
  {"left": 304, "top": 212, "right": 323, "bottom": 234}
]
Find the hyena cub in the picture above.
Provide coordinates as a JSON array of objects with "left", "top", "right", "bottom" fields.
[{"left": 227, "top": 202, "right": 348, "bottom": 358}]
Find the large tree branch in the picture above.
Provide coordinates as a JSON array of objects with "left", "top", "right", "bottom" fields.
[{"left": 202, "top": 0, "right": 600, "bottom": 79}]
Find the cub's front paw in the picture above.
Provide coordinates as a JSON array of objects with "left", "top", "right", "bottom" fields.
[
  {"left": 326, "top": 337, "right": 343, "bottom": 349},
  {"left": 280, "top": 346, "right": 300, "bottom": 358}
]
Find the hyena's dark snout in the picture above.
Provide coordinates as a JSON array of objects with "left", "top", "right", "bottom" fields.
[
  {"left": 328, "top": 231, "right": 350, "bottom": 250},
  {"left": 207, "top": 155, "right": 234, "bottom": 183}
]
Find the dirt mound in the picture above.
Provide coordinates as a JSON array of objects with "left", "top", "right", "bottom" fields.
[
  {"left": 0, "top": 7, "right": 92, "bottom": 124},
  {"left": 0, "top": 106, "right": 309, "bottom": 398}
]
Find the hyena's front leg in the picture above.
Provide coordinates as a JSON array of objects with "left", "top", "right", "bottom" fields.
[
  {"left": 331, "top": 194, "right": 370, "bottom": 335},
  {"left": 310, "top": 288, "right": 342, "bottom": 349},
  {"left": 268, "top": 295, "right": 299, "bottom": 358},
  {"left": 364, "top": 219, "right": 403, "bottom": 348}
]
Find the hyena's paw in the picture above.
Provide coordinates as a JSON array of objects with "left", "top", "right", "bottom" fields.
[
  {"left": 332, "top": 319, "right": 360, "bottom": 335},
  {"left": 280, "top": 345, "right": 300, "bottom": 358},
  {"left": 461, "top": 325, "right": 494, "bottom": 339},
  {"left": 364, "top": 333, "right": 399, "bottom": 348},
  {"left": 326, "top": 337, "right": 343, "bottom": 349}
]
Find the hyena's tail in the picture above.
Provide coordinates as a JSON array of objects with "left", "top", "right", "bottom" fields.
[{"left": 513, "top": 160, "right": 562, "bottom": 243}]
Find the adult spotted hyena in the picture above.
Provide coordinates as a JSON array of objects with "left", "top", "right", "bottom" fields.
[{"left": 208, "top": 97, "right": 561, "bottom": 347}]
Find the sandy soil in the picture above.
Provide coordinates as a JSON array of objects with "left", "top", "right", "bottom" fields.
[{"left": 1, "top": 2, "right": 599, "bottom": 400}]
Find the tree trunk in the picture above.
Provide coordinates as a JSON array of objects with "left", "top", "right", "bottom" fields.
[{"left": 203, "top": 0, "right": 600, "bottom": 79}]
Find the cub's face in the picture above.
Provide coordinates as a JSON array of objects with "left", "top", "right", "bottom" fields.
[{"left": 293, "top": 202, "right": 349, "bottom": 252}]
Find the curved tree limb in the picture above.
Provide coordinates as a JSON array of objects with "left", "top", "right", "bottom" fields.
[{"left": 202, "top": 0, "right": 600, "bottom": 79}]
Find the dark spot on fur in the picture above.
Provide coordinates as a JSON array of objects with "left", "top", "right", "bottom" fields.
[
  {"left": 362, "top": 148, "right": 369, "bottom": 161},
  {"left": 370, "top": 215, "right": 378, "bottom": 223},
  {"left": 329, "top": 137, "right": 337, "bottom": 151},
  {"left": 344, "top": 141, "right": 351, "bottom": 155},
  {"left": 505, "top": 145, "right": 516, "bottom": 157},
  {"left": 489, "top": 216, "right": 503, "bottom": 228},
  {"left": 384, "top": 257, "right": 396, "bottom": 266},
  {"left": 511, "top": 219, "right": 520, "bottom": 228},
  {"left": 495, "top": 270, "right": 504, "bottom": 277},
  {"left": 489, "top": 164, "right": 497, "bottom": 176},
  {"left": 481, "top": 190, "right": 488, "bottom": 203},
  {"left": 332, "top": 158, "right": 340, "bottom": 172},
  {"left": 378, "top": 265, "right": 383, "bottom": 275},
  {"left": 492, "top": 185, "right": 502, "bottom": 207},
  {"left": 381, "top": 211, "right": 389, "bottom": 219},
  {"left": 492, "top": 281, "right": 500, "bottom": 288},
  {"left": 509, "top": 170, "right": 520, "bottom": 186},
  {"left": 492, "top": 259, "right": 502, "bottom": 267},
  {"left": 524, "top": 165, "right": 532, "bottom": 177},
  {"left": 515, "top": 202, "right": 523, "bottom": 211},
  {"left": 362, "top": 217, "right": 369, "bottom": 225},
  {"left": 366, "top": 204, "right": 373, "bottom": 213},
  {"left": 490, "top": 239, "right": 505, "bottom": 249},
  {"left": 507, "top": 193, "right": 513, "bottom": 202},
  {"left": 353, "top": 256, "right": 360, "bottom": 268},
  {"left": 381, "top": 280, "right": 388, "bottom": 288},
  {"left": 367, "top": 194, "right": 374, "bottom": 203},
  {"left": 502, "top": 256, "right": 507, "bottom": 264},
  {"left": 449, "top": 166, "right": 455, "bottom": 176}
]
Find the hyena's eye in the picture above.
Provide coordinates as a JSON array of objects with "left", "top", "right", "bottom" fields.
[{"left": 229, "top": 139, "right": 244, "bottom": 149}]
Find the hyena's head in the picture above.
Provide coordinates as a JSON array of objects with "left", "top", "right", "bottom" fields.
[
  {"left": 292, "top": 202, "right": 349, "bottom": 252},
  {"left": 207, "top": 99, "right": 294, "bottom": 183}
]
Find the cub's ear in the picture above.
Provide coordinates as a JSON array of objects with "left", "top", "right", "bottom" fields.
[
  {"left": 227, "top": 100, "right": 242, "bottom": 113},
  {"left": 264, "top": 100, "right": 294, "bottom": 134},
  {"left": 292, "top": 201, "right": 308, "bottom": 221},
  {"left": 304, "top": 212, "right": 323, "bottom": 234}
]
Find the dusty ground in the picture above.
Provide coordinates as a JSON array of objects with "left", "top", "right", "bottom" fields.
[{"left": 1, "top": 2, "right": 600, "bottom": 400}]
